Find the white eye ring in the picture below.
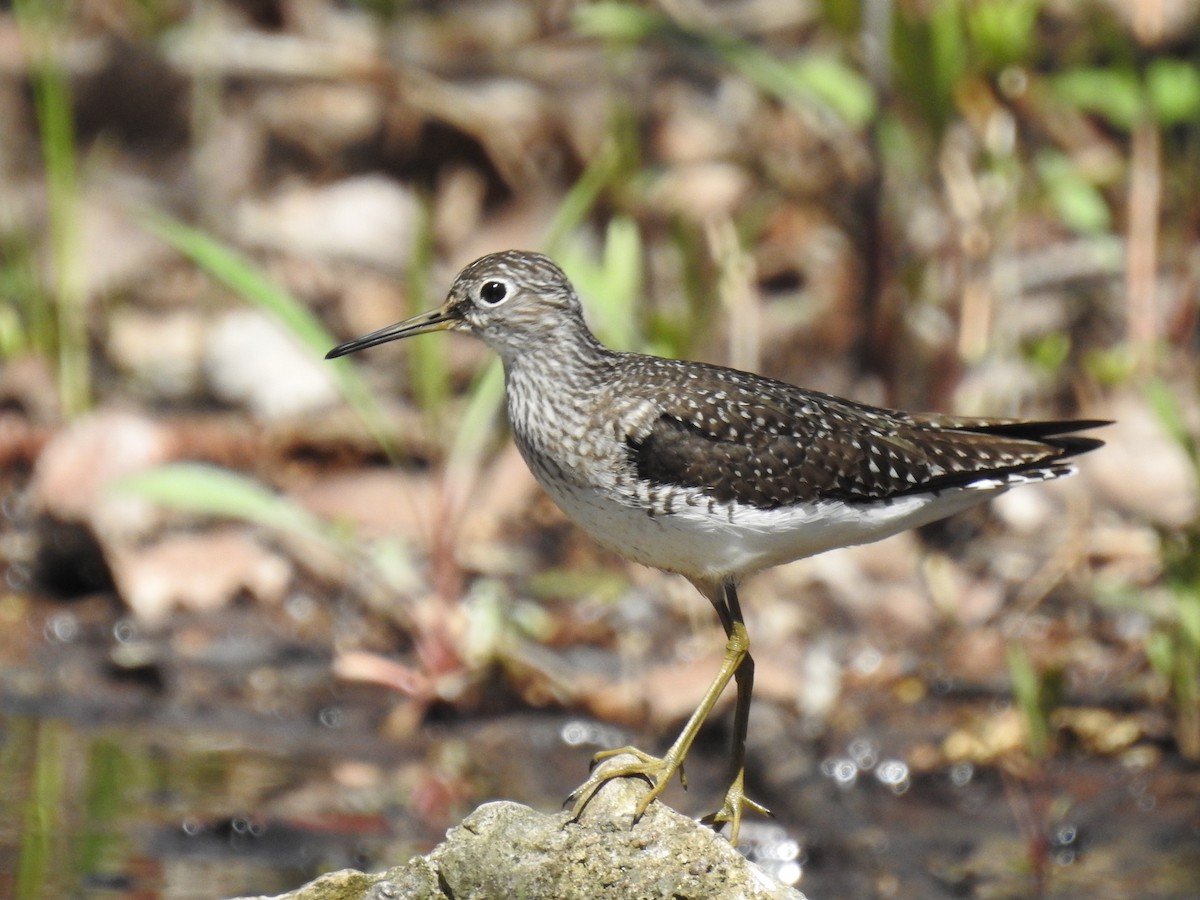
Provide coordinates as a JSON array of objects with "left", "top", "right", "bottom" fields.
[{"left": 479, "top": 280, "right": 509, "bottom": 305}]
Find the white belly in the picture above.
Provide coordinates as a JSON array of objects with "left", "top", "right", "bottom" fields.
[{"left": 539, "top": 476, "right": 1002, "bottom": 583}]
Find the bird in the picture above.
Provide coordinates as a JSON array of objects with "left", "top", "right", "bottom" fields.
[{"left": 326, "top": 249, "right": 1107, "bottom": 844}]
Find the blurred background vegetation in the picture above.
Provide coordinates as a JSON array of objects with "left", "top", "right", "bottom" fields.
[{"left": 0, "top": 1, "right": 1197, "bottom": 897}]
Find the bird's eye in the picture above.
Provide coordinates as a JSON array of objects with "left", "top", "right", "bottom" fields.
[{"left": 479, "top": 281, "right": 508, "bottom": 305}]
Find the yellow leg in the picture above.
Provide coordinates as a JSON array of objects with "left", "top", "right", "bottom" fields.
[
  {"left": 568, "top": 580, "right": 771, "bottom": 843},
  {"left": 701, "top": 582, "right": 771, "bottom": 844},
  {"left": 569, "top": 619, "right": 749, "bottom": 824}
]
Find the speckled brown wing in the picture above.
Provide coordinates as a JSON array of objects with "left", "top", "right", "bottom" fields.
[{"left": 621, "top": 358, "right": 1106, "bottom": 510}]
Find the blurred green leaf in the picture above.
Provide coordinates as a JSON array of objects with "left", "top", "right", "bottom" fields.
[
  {"left": 1053, "top": 67, "right": 1142, "bottom": 130},
  {"left": 1007, "top": 642, "right": 1050, "bottom": 759},
  {"left": 1054, "top": 60, "right": 1200, "bottom": 129},
  {"left": 714, "top": 37, "right": 835, "bottom": 119},
  {"left": 16, "top": 719, "right": 65, "bottom": 900},
  {"left": 791, "top": 55, "right": 876, "bottom": 127},
  {"left": 111, "top": 463, "right": 332, "bottom": 546},
  {"left": 1147, "top": 58, "right": 1200, "bottom": 127},
  {"left": 1082, "top": 345, "right": 1135, "bottom": 387},
  {"left": 363, "top": 535, "right": 423, "bottom": 594},
  {"left": 1024, "top": 331, "right": 1071, "bottom": 374},
  {"left": 965, "top": 0, "right": 1040, "bottom": 70},
  {"left": 543, "top": 140, "right": 626, "bottom": 256},
  {"left": 1036, "top": 151, "right": 1112, "bottom": 234},
  {"left": 79, "top": 741, "right": 128, "bottom": 877},
  {"left": 527, "top": 567, "right": 630, "bottom": 603},
  {"left": 404, "top": 202, "right": 451, "bottom": 422},
  {"left": 817, "top": 0, "right": 859, "bottom": 36},
  {"left": 560, "top": 216, "right": 643, "bottom": 350},
  {"left": 892, "top": 0, "right": 966, "bottom": 131},
  {"left": 0, "top": 296, "right": 30, "bottom": 357},
  {"left": 1145, "top": 377, "right": 1198, "bottom": 466},
  {"left": 1179, "top": 588, "right": 1200, "bottom": 650},
  {"left": 142, "top": 213, "right": 330, "bottom": 353},
  {"left": 573, "top": 1, "right": 660, "bottom": 43},
  {"left": 1145, "top": 629, "right": 1174, "bottom": 680},
  {"left": 444, "top": 358, "right": 505, "bottom": 483},
  {"left": 1143, "top": 370, "right": 1200, "bottom": 760},
  {"left": 931, "top": 0, "right": 969, "bottom": 106},
  {"left": 577, "top": 2, "right": 868, "bottom": 127},
  {"left": 16, "top": 0, "right": 89, "bottom": 415}
]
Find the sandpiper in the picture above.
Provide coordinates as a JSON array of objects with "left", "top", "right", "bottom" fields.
[{"left": 327, "top": 250, "right": 1106, "bottom": 843}]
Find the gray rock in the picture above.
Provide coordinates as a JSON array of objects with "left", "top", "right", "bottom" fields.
[{"left": 239, "top": 755, "right": 808, "bottom": 900}]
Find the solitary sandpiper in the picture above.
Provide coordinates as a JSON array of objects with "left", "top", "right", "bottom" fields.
[{"left": 327, "top": 249, "right": 1106, "bottom": 843}]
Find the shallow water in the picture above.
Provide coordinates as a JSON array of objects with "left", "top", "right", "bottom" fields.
[{"left": 3, "top": 691, "right": 1199, "bottom": 899}]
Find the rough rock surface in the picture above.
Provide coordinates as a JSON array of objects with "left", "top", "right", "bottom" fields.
[{"left": 238, "top": 755, "right": 808, "bottom": 900}]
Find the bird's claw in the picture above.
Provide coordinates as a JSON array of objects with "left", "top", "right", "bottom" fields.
[
  {"left": 698, "top": 770, "right": 772, "bottom": 846},
  {"left": 568, "top": 745, "right": 686, "bottom": 822}
]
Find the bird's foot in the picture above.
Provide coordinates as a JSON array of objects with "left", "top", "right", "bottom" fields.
[
  {"left": 699, "top": 769, "right": 772, "bottom": 846},
  {"left": 568, "top": 745, "right": 685, "bottom": 823}
]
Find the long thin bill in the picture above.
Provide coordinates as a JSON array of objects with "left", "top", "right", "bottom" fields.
[{"left": 325, "top": 306, "right": 459, "bottom": 359}]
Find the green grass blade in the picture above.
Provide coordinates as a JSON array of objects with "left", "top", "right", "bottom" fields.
[
  {"left": 559, "top": 216, "right": 642, "bottom": 351},
  {"left": 16, "top": 720, "right": 65, "bottom": 900},
  {"left": 16, "top": 0, "right": 89, "bottom": 415},
  {"left": 1007, "top": 642, "right": 1049, "bottom": 759},
  {"left": 576, "top": 3, "right": 872, "bottom": 124},
  {"left": 542, "top": 140, "right": 624, "bottom": 256},
  {"left": 404, "top": 200, "right": 451, "bottom": 423},
  {"left": 445, "top": 358, "right": 505, "bottom": 482},
  {"left": 140, "top": 211, "right": 398, "bottom": 459},
  {"left": 1145, "top": 377, "right": 1198, "bottom": 468},
  {"left": 111, "top": 462, "right": 334, "bottom": 547}
]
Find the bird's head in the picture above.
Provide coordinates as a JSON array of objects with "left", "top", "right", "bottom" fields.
[{"left": 326, "top": 251, "right": 586, "bottom": 362}]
